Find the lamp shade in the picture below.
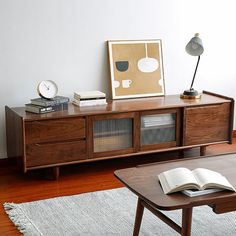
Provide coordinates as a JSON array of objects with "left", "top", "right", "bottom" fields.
[{"left": 185, "top": 33, "right": 204, "bottom": 56}]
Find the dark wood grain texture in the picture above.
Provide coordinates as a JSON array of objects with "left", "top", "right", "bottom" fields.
[
  {"left": 182, "top": 208, "right": 193, "bottom": 236},
  {"left": 5, "top": 91, "right": 234, "bottom": 178},
  {"left": 133, "top": 198, "right": 144, "bottom": 236},
  {"left": 203, "top": 90, "right": 235, "bottom": 144},
  {"left": 25, "top": 117, "right": 86, "bottom": 144},
  {"left": 26, "top": 139, "right": 87, "bottom": 167},
  {"left": 115, "top": 153, "right": 236, "bottom": 210},
  {"left": 184, "top": 103, "right": 230, "bottom": 145},
  {"left": 7, "top": 92, "right": 233, "bottom": 120},
  {"left": 115, "top": 152, "right": 236, "bottom": 235},
  {"left": 233, "top": 130, "right": 236, "bottom": 138},
  {"left": 0, "top": 139, "right": 235, "bottom": 235}
]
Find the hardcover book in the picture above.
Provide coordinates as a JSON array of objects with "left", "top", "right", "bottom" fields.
[
  {"left": 25, "top": 103, "right": 68, "bottom": 114},
  {"left": 74, "top": 91, "right": 106, "bottom": 100},
  {"left": 182, "top": 188, "right": 223, "bottom": 197},
  {"left": 158, "top": 167, "right": 236, "bottom": 195},
  {"left": 30, "top": 96, "right": 70, "bottom": 107},
  {"left": 72, "top": 98, "right": 107, "bottom": 107}
]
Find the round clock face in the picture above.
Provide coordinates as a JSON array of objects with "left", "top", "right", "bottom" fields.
[{"left": 37, "top": 80, "right": 58, "bottom": 99}]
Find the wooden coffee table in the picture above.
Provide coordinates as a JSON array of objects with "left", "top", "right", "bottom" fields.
[{"left": 114, "top": 153, "right": 236, "bottom": 236}]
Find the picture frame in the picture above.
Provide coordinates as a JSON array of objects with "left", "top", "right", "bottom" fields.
[{"left": 108, "top": 39, "right": 165, "bottom": 99}]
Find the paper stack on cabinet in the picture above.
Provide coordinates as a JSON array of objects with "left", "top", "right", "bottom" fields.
[
  {"left": 73, "top": 91, "right": 107, "bottom": 107},
  {"left": 25, "top": 96, "right": 70, "bottom": 114}
]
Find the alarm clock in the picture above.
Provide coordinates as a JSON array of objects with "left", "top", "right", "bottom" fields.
[{"left": 37, "top": 80, "right": 58, "bottom": 99}]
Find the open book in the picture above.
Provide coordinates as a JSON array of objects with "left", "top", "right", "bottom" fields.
[{"left": 158, "top": 167, "right": 236, "bottom": 194}]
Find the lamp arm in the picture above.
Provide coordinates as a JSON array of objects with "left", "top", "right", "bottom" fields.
[{"left": 190, "top": 55, "right": 201, "bottom": 90}]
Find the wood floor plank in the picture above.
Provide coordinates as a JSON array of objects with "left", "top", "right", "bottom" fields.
[{"left": 1, "top": 140, "right": 236, "bottom": 235}]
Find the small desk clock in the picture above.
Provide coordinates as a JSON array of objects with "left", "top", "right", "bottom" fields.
[{"left": 37, "top": 80, "right": 58, "bottom": 99}]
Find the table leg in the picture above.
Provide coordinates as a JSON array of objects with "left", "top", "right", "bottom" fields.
[
  {"left": 181, "top": 208, "right": 193, "bottom": 236},
  {"left": 133, "top": 198, "right": 144, "bottom": 236}
]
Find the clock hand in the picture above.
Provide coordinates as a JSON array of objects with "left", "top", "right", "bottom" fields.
[{"left": 43, "top": 83, "right": 50, "bottom": 90}]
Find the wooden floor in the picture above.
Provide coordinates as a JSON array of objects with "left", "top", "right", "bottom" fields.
[{"left": 1, "top": 140, "right": 236, "bottom": 235}]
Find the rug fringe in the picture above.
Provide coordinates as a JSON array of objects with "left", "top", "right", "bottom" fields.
[{"left": 3, "top": 202, "right": 42, "bottom": 236}]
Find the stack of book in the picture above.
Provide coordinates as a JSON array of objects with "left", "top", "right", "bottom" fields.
[
  {"left": 158, "top": 167, "right": 236, "bottom": 196},
  {"left": 25, "top": 96, "right": 70, "bottom": 114},
  {"left": 72, "top": 91, "right": 107, "bottom": 107},
  {"left": 142, "top": 114, "right": 175, "bottom": 128}
]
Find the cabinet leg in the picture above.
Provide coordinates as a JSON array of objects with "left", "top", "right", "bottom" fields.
[
  {"left": 52, "top": 167, "right": 60, "bottom": 180},
  {"left": 200, "top": 146, "right": 207, "bottom": 156},
  {"left": 178, "top": 150, "right": 185, "bottom": 158}
]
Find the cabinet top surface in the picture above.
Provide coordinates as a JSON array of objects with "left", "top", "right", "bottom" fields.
[{"left": 8, "top": 92, "right": 232, "bottom": 120}]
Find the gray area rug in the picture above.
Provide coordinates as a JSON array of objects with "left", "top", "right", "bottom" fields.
[{"left": 3, "top": 187, "right": 236, "bottom": 235}]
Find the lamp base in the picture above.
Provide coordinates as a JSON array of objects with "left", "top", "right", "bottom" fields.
[{"left": 180, "top": 89, "right": 201, "bottom": 99}]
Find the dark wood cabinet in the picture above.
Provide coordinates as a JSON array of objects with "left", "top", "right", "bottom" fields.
[
  {"left": 5, "top": 91, "right": 234, "bottom": 178},
  {"left": 25, "top": 117, "right": 86, "bottom": 144},
  {"left": 183, "top": 103, "right": 231, "bottom": 145},
  {"left": 26, "top": 139, "right": 87, "bottom": 167}
]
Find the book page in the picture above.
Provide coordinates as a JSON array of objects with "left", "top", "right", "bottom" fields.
[
  {"left": 192, "top": 168, "right": 236, "bottom": 191},
  {"left": 158, "top": 167, "right": 199, "bottom": 194}
]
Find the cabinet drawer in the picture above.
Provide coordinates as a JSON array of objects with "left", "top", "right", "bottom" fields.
[
  {"left": 184, "top": 103, "right": 230, "bottom": 145},
  {"left": 26, "top": 140, "right": 87, "bottom": 167},
  {"left": 25, "top": 117, "right": 86, "bottom": 144}
]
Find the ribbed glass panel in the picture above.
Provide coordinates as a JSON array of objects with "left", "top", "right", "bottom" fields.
[
  {"left": 93, "top": 118, "right": 132, "bottom": 152},
  {"left": 141, "top": 113, "right": 176, "bottom": 145}
]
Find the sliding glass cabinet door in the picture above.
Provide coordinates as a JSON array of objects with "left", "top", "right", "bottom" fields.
[{"left": 140, "top": 109, "right": 181, "bottom": 151}]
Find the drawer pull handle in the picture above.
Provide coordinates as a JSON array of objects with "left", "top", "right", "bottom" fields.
[{"left": 34, "top": 139, "right": 85, "bottom": 146}]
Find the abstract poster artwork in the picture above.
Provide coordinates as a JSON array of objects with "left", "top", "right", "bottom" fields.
[{"left": 108, "top": 40, "right": 165, "bottom": 99}]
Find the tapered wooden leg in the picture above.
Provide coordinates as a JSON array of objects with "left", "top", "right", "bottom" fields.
[
  {"left": 133, "top": 198, "right": 144, "bottom": 236},
  {"left": 178, "top": 150, "right": 185, "bottom": 158},
  {"left": 181, "top": 208, "right": 193, "bottom": 236},
  {"left": 200, "top": 146, "right": 207, "bottom": 156},
  {"left": 52, "top": 167, "right": 60, "bottom": 180}
]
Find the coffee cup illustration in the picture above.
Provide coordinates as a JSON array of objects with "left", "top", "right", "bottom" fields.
[
  {"left": 122, "top": 79, "right": 132, "bottom": 88},
  {"left": 113, "top": 80, "right": 120, "bottom": 88}
]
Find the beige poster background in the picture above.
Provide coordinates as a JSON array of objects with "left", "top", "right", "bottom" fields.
[{"left": 109, "top": 40, "right": 164, "bottom": 99}]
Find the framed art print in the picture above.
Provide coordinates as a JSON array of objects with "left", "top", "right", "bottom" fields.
[{"left": 108, "top": 40, "right": 165, "bottom": 99}]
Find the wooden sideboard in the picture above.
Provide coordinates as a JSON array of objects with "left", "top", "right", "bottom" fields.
[{"left": 5, "top": 91, "right": 234, "bottom": 179}]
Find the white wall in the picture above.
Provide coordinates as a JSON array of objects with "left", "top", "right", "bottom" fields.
[{"left": 0, "top": 0, "right": 236, "bottom": 159}]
